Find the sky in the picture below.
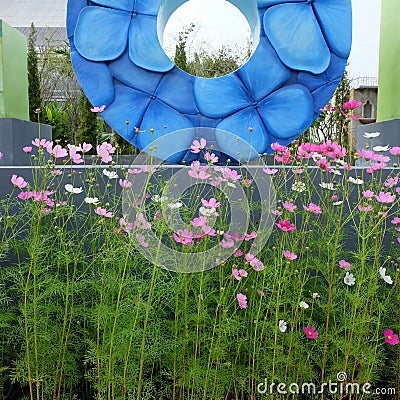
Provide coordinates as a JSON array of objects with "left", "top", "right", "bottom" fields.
[
  {"left": 162, "top": 0, "right": 382, "bottom": 80},
  {"left": 0, "top": 0, "right": 382, "bottom": 79}
]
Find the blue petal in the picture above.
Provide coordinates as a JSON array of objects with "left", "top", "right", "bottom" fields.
[
  {"left": 129, "top": 15, "right": 174, "bottom": 72},
  {"left": 309, "top": 77, "right": 342, "bottom": 113},
  {"left": 91, "top": 0, "right": 134, "bottom": 12},
  {"left": 194, "top": 74, "right": 252, "bottom": 118},
  {"left": 67, "top": 0, "right": 86, "bottom": 39},
  {"left": 298, "top": 54, "right": 347, "bottom": 91},
  {"left": 238, "top": 38, "right": 290, "bottom": 102},
  {"left": 313, "top": 0, "right": 352, "bottom": 59},
  {"left": 71, "top": 51, "right": 115, "bottom": 106},
  {"left": 156, "top": 68, "right": 199, "bottom": 115},
  {"left": 216, "top": 109, "right": 270, "bottom": 158},
  {"left": 258, "top": 0, "right": 305, "bottom": 7},
  {"left": 74, "top": 7, "right": 130, "bottom": 61},
  {"left": 137, "top": 101, "right": 194, "bottom": 162},
  {"left": 264, "top": 3, "right": 331, "bottom": 74},
  {"left": 134, "top": 0, "right": 162, "bottom": 16},
  {"left": 259, "top": 84, "right": 314, "bottom": 139},
  {"left": 109, "top": 52, "right": 163, "bottom": 94},
  {"left": 101, "top": 85, "right": 151, "bottom": 140}
]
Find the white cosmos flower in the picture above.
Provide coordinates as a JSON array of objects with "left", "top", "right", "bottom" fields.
[
  {"left": 379, "top": 267, "right": 393, "bottom": 285},
  {"left": 168, "top": 201, "right": 183, "bottom": 209},
  {"left": 312, "top": 153, "right": 322, "bottom": 162},
  {"left": 278, "top": 320, "right": 287, "bottom": 333},
  {"left": 330, "top": 168, "right": 342, "bottom": 176},
  {"left": 292, "top": 181, "right": 306, "bottom": 192},
  {"left": 363, "top": 132, "right": 381, "bottom": 138},
  {"left": 65, "top": 184, "right": 83, "bottom": 194},
  {"left": 319, "top": 182, "right": 335, "bottom": 190},
  {"left": 344, "top": 272, "right": 356, "bottom": 286},
  {"left": 348, "top": 176, "right": 364, "bottom": 185},
  {"left": 333, "top": 201, "right": 344, "bottom": 206},
  {"left": 84, "top": 197, "right": 99, "bottom": 204},
  {"left": 103, "top": 169, "right": 118, "bottom": 179},
  {"left": 373, "top": 145, "right": 391, "bottom": 152},
  {"left": 199, "top": 206, "right": 216, "bottom": 217},
  {"left": 152, "top": 195, "right": 168, "bottom": 203},
  {"left": 299, "top": 301, "right": 309, "bottom": 309}
]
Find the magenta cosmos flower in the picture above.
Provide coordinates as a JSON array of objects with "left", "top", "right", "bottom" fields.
[
  {"left": 384, "top": 329, "right": 399, "bottom": 345},
  {"left": 276, "top": 220, "right": 296, "bottom": 232},
  {"left": 303, "top": 326, "right": 319, "bottom": 339}
]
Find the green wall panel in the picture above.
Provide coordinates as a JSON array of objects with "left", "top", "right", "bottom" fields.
[
  {"left": 0, "top": 20, "right": 29, "bottom": 120},
  {"left": 377, "top": 0, "right": 400, "bottom": 122}
]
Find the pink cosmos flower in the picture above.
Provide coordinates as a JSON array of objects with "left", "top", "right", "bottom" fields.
[
  {"left": 236, "top": 293, "right": 248, "bottom": 309},
  {"left": 173, "top": 229, "right": 193, "bottom": 244},
  {"left": 220, "top": 239, "right": 234, "bottom": 249},
  {"left": 51, "top": 169, "right": 62, "bottom": 176},
  {"left": 119, "top": 179, "right": 132, "bottom": 188},
  {"left": 389, "top": 147, "right": 400, "bottom": 156},
  {"left": 232, "top": 268, "right": 248, "bottom": 281},
  {"left": 339, "top": 260, "right": 351, "bottom": 271},
  {"left": 331, "top": 195, "right": 338, "bottom": 201},
  {"left": 18, "top": 191, "right": 33, "bottom": 200},
  {"left": 23, "top": 146, "right": 32, "bottom": 153},
  {"left": 135, "top": 213, "right": 151, "bottom": 230},
  {"left": 271, "top": 142, "right": 288, "bottom": 152},
  {"left": 225, "top": 232, "right": 244, "bottom": 242},
  {"left": 96, "top": 142, "right": 115, "bottom": 163},
  {"left": 292, "top": 168, "right": 304, "bottom": 174},
  {"left": 358, "top": 205, "right": 373, "bottom": 212},
  {"left": 276, "top": 220, "right": 296, "bottom": 232},
  {"left": 272, "top": 209, "right": 283, "bottom": 216},
  {"left": 263, "top": 168, "right": 278, "bottom": 175},
  {"left": 303, "top": 203, "right": 322, "bottom": 214},
  {"left": 283, "top": 201, "right": 297, "bottom": 212},
  {"left": 242, "top": 179, "right": 252, "bottom": 186},
  {"left": 201, "top": 197, "right": 221, "bottom": 208},
  {"left": 136, "top": 234, "right": 149, "bottom": 248},
  {"left": 140, "top": 165, "right": 155, "bottom": 173},
  {"left": 283, "top": 250, "right": 297, "bottom": 260},
  {"left": 384, "top": 329, "right": 399, "bottom": 345},
  {"left": 119, "top": 217, "right": 135, "bottom": 233},
  {"left": 191, "top": 216, "right": 207, "bottom": 227},
  {"left": 95, "top": 207, "right": 113, "bottom": 218},
  {"left": 234, "top": 250, "right": 243, "bottom": 257},
  {"left": 363, "top": 190, "right": 375, "bottom": 199},
  {"left": 257, "top": 290, "right": 265, "bottom": 296},
  {"left": 221, "top": 167, "right": 242, "bottom": 182},
  {"left": 32, "top": 190, "right": 53, "bottom": 203},
  {"left": 343, "top": 100, "right": 362, "bottom": 110},
  {"left": 69, "top": 145, "right": 83, "bottom": 164},
  {"left": 202, "top": 225, "right": 216, "bottom": 236},
  {"left": 245, "top": 253, "right": 255, "bottom": 263},
  {"left": 249, "top": 257, "right": 264, "bottom": 271},
  {"left": 297, "top": 142, "right": 320, "bottom": 159},
  {"left": 375, "top": 192, "right": 396, "bottom": 203},
  {"left": 188, "top": 161, "right": 211, "bottom": 180},
  {"left": 90, "top": 105, "right": 106, "bottom": 113},
  {"left": 0, "top": 152, "right": 2, "bottom": 159},
  {"left": 204, "top": 151, "right": 218, "bottom": 163},
  {"left": 190, "top": 138, "right": 206, "bottom": 153},
  {"left": 32, "top": 138, "right": 51, "bottom": 149},
  {"left": 154, "top": 210, "right": 163, "bottom": 219},
  {"left": 11, "top": 175, "right": 28, "bottom": 189},
  {"left": 244, "top": 231, "right": 257, "bottom": 241},
  {"left": 81, "top": 142, "right": 92, "bottom": 152},
  {"left": 391, "top": 217, "right": 400, "bottom": 225},
  {"left": 128, "top": 168, "right": 142, "bottom": 175},
  {"left": 316, "top": 157, "right": 331, "bottom": 171},
  {"left": 384, "top": 176, "right": 399, "bottom": 188},
  {"left": 47, "top": 144, "right": 68, "bottom": 158},
  {"left": 303, "top": 326, "right": 319, "bottom": 339}
]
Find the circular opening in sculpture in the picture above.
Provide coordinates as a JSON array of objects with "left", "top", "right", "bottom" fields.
[{"left": 158, "top": 0, "right": 260, "bottom": 78}]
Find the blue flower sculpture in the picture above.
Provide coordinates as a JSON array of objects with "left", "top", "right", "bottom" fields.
[{"left": 67, "top": 0, "right": 352, "bottom": 163}]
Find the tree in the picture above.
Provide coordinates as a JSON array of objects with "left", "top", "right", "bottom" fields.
[{"left": 27, "top": 23, "right": 42, "bottom": 122}]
